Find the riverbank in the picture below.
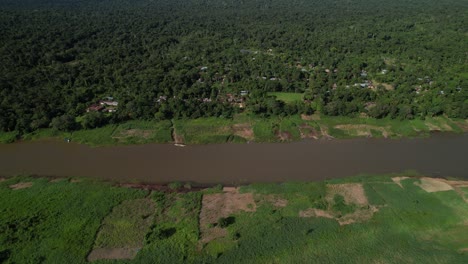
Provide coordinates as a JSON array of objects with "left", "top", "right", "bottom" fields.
[
  {"left": 1, "top": 174, "right": 467, "bottom": 263},
  {"left": 1, "top": 114, "right": 466, "bottom": 146}
]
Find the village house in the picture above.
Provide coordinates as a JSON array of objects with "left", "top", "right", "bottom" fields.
[
  {"left": 87, "top": 97, "right": 119, "bottom": 113},
  {"left": 156, "top": 95, "right": 168, "bottom": 103},
  {"left": 86, "top": 104, "right": 103, "bottom": 112},
  {"left": 100, "top": 100, "right": 118, "bottom": 106}
]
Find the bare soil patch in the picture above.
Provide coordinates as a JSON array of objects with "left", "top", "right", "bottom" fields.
[
  {"left": 372, "top": 80, "right": 394, "bottom": 91},
  {"left": 70, "top": 179, "right": 82, "bottom": 183},
  {"left": 414, "top": 177, "right": 454, "bottom": 193},
  {"left": 264, "top": 195, "right": 288, "bottom": 207},
  {"left": 0, "top": 177, "right": 5, "bottom": 183},
  {"left": 454, "top": 120, "right": 468, "bottom": 132},
  {"left": 299, "top": 208, "right": 334, "bottom": 219},
  {"left": 50, "top": 178, "right": 66, "bottom": 183},
  {"left": 275, "top": 130, "right": 292, "bottom": 141},
  {"left": 382, "top": 83, "right": 394, "bottom": 91},
  {"left": 87, "top": 248, "right": 139, "bottom": 262},
  {"left": 88, "top": 198, "right": 155, "bottom": 261},
  {"left": 337, "top": 205, "right": 379, "bottom": 226},
  {"left": 113, "top": 129, "right": 153, "bottom": 139},
  {"left": 319, "top": 125, "right": 333, "bottom": 139},
  {"left": 392, "top": 176, "right": 410, "bottom": 188},
  {"left": 327, "top": 183, "right": 368, "bottom": 206},
  {"left": 446, "top": 180, "right": 468, "bottom": 188},
  {"left": 301, "top": 183, "right": 379, "bottom": 225},
  {"left": 425, "top": 122, "right": 442, "bottom": 131},
  {"left": 301, "top": 114, "right": 321, "bottom": 121},
  {"left": 298, "top": 124, "right": 319, "bottom": 139},
  {"left": 9, "top": 182, "right": 33, "bottom": 190},
  {"left": 199, "top": 188, "right": 256, "bottom": 244},
  {"left": 172, "top": 129, "right": 184, "bottom": 144},
  {"left": 231, "top": 123, "right": 254, "bottom": 140}
]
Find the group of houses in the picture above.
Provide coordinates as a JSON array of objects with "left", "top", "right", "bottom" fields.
[{"left": 86, "top": 97, "right": 119, "bottom": 113}]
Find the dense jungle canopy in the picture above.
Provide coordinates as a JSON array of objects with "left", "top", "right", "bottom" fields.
[{"left": 0, "top": 0, "right": 467, "bottom": 133}]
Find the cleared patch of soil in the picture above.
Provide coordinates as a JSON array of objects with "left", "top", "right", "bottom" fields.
[
  {"left": 301, "top": 114, "right": 321, "bottom": 121},
  {"left": 70, "top": 179, "right": 82, "bottom": 183},
  {"left": 372, "top": 80, "right": 394, "bottom": 91},
  {"left": 88, "top": 198, "right": 155, "bottom": 261},
  {"left": 50, "top": 178, "right": 66, "bottom": 183},
  {"left": 264, "top": 195, "right": 288, "bottom": 207},
  {"left": 9, "top": 182, "right": 33, "bottom": 190},
  {"left": 414, "top": 177, "right": 453, "bottom": 193},
  {"left": 87, "top": 248, "right": 139, "bottom": 262},
  {"left": 446, "top": 180, "right": 468, "bottom": 188},
  {"left": 425, "top": 123, "right": 442, "bottom": 131},
  {"left": 0, "top": 177, "right": 5, "bottom": 182},
  {"left": 445, "top": 180, "right": 468, "bottom": 203},
  {"left": 231, "top": 123, "right": 254, "bottom": 140},
  {"left": 337, "top": 205, "right": 380, "bottom": 226},
  {"left": 327, "top": 183, "right": 368, "bottom": 206},
  {"left": 298, "top": 124, "right": 319, "bottom": 139},
  {"left": 299, "top": 208, "right": 334, "bottom": 219},
  {"left": 392, "top": 176, "right": 410, "bottom": 188},
  {"left": 113, "top": 129, "right": 152, "bottom": 139},
  {"left": 301, "top": 183, "right": 379, "bottom": 225},
  {"left": 172, "top": 129, "right": 184, "bottom": 144},
  {"left": 275, "top": 130, "right": 292, "bottom": 141},
  {"left": 454, "top": 120, "right": 468, "bottom": 132},
  {"left": 199, "top": 188, "right": 256, "bottom": 244},
  {"left": 319, "top": 125, "right": 334, "bottom": 139}
]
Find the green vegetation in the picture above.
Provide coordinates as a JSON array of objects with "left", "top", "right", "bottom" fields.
[
  {"left": 173, "top": 118, "right": 235, "bottom": 144},
  {"left": 0, "top": 131, "right": 18, "bottom": 144},
  {"left": 0, "top": 177, "right": 146, "bottom": 263},
  {"left": 110, "top": 120, "right": 173, "bottom": 145},
  {"left": 267, "top": 92, "right": 304, "bottom": 103},
  {"left": 6, "top": 114, "right": 463, "bottom": 146},
  {"left": 1, "top": 175, "right": 468, "bottom": 263},
  {"left": 139, "top": 191, "right": 203, "bottom": 263},
  {"left": 92, "top": 199, "right": 155, "bottom": 249},
  {"left": 1, "top": 0, "right": 467, "bottom": 138},
  {"left": 71, "top": 125, "right": 118, "bottom": 146}
]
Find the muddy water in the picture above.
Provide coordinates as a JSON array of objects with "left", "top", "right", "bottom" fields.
[{"left": 0, "top": 133, "right": 467, "bottom": 184}]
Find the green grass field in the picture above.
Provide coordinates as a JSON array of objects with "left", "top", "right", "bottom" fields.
[
  {"left": 1, "top": 175, "right": 467, "bottom": 263},
  {"left": 173, "top": 118, "right": 236, "bottom": 144},
  {"left": 0, "top": 177, "right": 146, "bottom": 263}
]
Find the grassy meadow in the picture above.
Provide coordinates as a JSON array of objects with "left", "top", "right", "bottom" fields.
[{"left": 1, "top": 175, "right": 468, "bottom": 263}]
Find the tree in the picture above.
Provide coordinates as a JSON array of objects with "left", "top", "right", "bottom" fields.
[{"left": 50, "top": 114, "right": 77, "bottom": 131}]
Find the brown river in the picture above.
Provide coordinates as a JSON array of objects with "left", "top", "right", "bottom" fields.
[{"left": 0, "top": 133, "right": 467, "bottom": 185}]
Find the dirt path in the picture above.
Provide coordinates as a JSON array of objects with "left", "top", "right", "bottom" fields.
[
  {"left": 171, "top": 119, "right": 184, "bottom": 144},
  {"left": 231, "top": 123, "right": 254, "bottom": 141}
]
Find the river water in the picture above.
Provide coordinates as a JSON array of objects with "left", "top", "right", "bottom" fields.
[{"left": 0, "top": 133, "right": 467, "bottom": 184}]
